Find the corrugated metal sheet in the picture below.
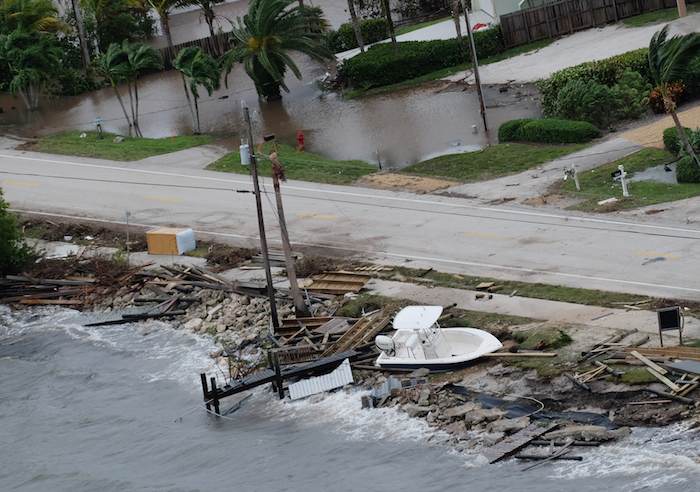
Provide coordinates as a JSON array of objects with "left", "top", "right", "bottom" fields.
[{"left": 288, "top": 359, "right": 354, "bottom": 400}]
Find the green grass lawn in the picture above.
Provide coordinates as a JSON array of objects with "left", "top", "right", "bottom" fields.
[
  {"left": 401, "top": 142, "right": 587, "bottom": 182},
  {"left": 207, "top": 142, "right": 376, "bottom": 185},
  {"left": 391, "top": 266, "right": 649, "bottom": 308},
  {"left": 344, "top": 38, "right": 554, "bottom": 99},
  {"left": 26, "top": 131, "right": 213, "bottom": 161},
  {"left": 555, "top": 148, "right": 700, "bottom": 212},
  {"left": 623, "top": 5, "right": 700, "bottom": 27},
  {"left": 395, "top": 16, "right": 451, "bottom": 36}
]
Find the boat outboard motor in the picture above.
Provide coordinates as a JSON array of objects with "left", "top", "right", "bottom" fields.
[{"left": 375, "top": 335, "right": 395, "bottom": 356}]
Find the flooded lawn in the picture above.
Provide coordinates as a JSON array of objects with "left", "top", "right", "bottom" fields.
[{"left": 0, "top": 56, "right": 541, "bottom": 169}]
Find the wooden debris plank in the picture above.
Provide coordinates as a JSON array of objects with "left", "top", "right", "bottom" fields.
[
  {"left": 482, "top": 423, "right": 559, "bottom": 464},
  {"left": 484, "top": 352, "right": 557, "bottom": 358},
  {"left": 630, "top": 350, "right": 668, "bottom": 375},
  {"left": 18, "top": 299, "right": 84, "bottom": 306},
  {"left": 645, "top": 367, "right": 681, "bottom": 392}
]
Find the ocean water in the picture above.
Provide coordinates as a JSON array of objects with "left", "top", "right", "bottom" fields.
[{"left": 1, "top": 306, "right": 698, "bottom": 492}]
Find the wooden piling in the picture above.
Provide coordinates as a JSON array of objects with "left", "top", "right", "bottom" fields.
[
  {"left": 273, "top": 352, "right": 285, "bottom": 400},
  {"left": 200, "top": 373, "right": 211, "bottom": 411},
  {"left": 210, "top": 377, "right": 220, "bottom": 415}
]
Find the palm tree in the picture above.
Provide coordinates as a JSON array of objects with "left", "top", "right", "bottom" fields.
[
  {"left": 145, "top": 0, "right": 185, "bottom": 50},
  {"left": 648, "top": 25, "right": 700, "bottom": 168},
  {"left": 94, "top": 43, "right": 133, "bottom": 133},
  {"left": 180, "top": 0, "right": 222, "bottom": 40},
  {"left": 0, "top": 29, "right": 62, "bottom": 110},
  {"left": 346, "top": 0, "right": 364, "bottom": 53},
  {"left": 123, "top": 40, "right": 163, "bottom": 137},
  {"left": 0, "top": 0, "right": 66, "bottom": 33},
  {"left": 222, "top": 0, "right": 332, "bottom": 101},
  {"left": 173, "top": 46, "right": 220, "bottom": 134}
]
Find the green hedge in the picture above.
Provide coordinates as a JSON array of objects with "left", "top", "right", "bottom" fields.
[
  {"left": 341, "top": 27, "right": 504, "bottom": 88},
  {"left": 676, "top": 156, "right": 700, "bottom": 183},
  {"left": 539, "top": 49, "right": 700, "bottom": 116},
  {"left": 498, "top": 118, "right": 600, "bottom": 144},
  {"left": 538, "top": 49, "right": 650, "bottom": 116},
  {"left": 663, "top": 127, "right": 692, "bottom": 155},
  {"left": 498, "top": 119, "right": 531, "bottom": 142},
  {"left": 327, "top": 19, "right": 389, "bottom": 53}
]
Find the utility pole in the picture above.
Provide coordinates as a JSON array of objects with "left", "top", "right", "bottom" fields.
[
  {"left": 460, "top": 0, "right": 489, "bottom": 135},
  {"left": 243, "top": 106, "right": 280, "bottom": 333},
  {"left": 268, "top": 149, "right": 310, "bottom": 317},
  {"left": 677, "top": 0, "right": 688, "bottom": 17}
]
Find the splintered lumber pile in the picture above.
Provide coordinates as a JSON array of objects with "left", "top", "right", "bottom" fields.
[
  {"left": 271, "top": 309, "right": 393, "bottom": 367},
  {"left": 301, "top": 271, "right": 370, "bottom": 295}
]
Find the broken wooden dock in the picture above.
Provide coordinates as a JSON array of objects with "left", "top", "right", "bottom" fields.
[{"left": 200, "top": 350, "right": 358, "bottom": 414}]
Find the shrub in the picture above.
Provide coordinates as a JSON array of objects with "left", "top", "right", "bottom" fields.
[
  {"left": 342, "top": 27, "right": 504, "bottom": 88},
  {"left": 611, "top": 70, "right": 651, "bottom": 120},
  {"left": 685, "top": 55, "right": 700, "bottom": 97},
  {"left": 556, "top": 79, "right": 618, "bottom": 128},
  {"left": 663, "top": 126, "right": 692, "bottom": 155},
  {"left": 498, "top": 119, "right": 532, "bottom": 142},
  {"left": 516, "top": 119, "right": 600, "bottom": 143},
  {"left": 326, "top": 18, "right": 389, "bottom": 53},
  {"left": 0, "top": 188, "right": 33, "bottom": 275},
  {"left": 676, "top": 156, "right": 700, "bottom": 183},
  {"left": 538, "top": 49, "right": 649, "bottom": 116},
  {"left": 649, "top": 82, "right": 685, "bottom": 114}
]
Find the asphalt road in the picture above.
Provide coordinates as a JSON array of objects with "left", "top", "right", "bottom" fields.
[{"left": 2, "top": 150, "right": 700, "bottom": 300}]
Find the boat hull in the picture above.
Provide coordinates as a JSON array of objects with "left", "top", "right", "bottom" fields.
[{"left": 375, "top": 327, "right": 502, "bottom": 372}]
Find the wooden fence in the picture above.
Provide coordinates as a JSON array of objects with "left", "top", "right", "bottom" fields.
[
  {"left": 500, "top": 0, "right": 699, "bottom": 48},
  {"left": 157, "top": 32, "right": 232, "bottom": 69}
]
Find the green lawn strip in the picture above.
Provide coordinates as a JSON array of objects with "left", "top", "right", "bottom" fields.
[
  {"left": 401, "top": 142, "right": 586, "bottom": 182},
  {"left": 207, "top": 142, "right": 376, "bottom": 185},
  {"left": 344, "top": 38, "right": 554, "bottom": 99},
  {"left": 395, "top": 16, "right": 451, "bottom": 36},
  {"left": 391, "top": 266, "right": 649, "bottom": 308},
  {"left": 27, "top": 131, "right": 213, "bottom": 161},
  {"left": 554, "top": 148, "right": 700, "bottom": 212},
  {"left": 623, "top": 5, "right": 700, "bottom": 27}
]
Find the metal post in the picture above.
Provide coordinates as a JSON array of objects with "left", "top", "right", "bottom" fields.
[
  {"left": 243, "top": 106, "right": 280, "bottom": 333},
  {"left": 619, "top": 165, "right": 629, "bottom": 197},
  {"left": 460, "top": 0, "right": 489, "bottom": 135}
]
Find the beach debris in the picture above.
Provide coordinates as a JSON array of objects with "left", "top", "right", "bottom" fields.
[
  {"left": 482, "top": 423, "right": 559, "bottom": 464},
  {"left": 288, "top": 359, "right": 354, "bottom": 400},
  {"left": 301, "top": 271, "right": 370, "bottom": 295}
]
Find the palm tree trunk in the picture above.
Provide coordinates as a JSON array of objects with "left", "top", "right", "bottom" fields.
[
  {"left": 205, "top": 11, "right": 218, "bottom": 55},
  {"left": 126, "top": 82, "right": 137, "bottom": 136},
  {"left": 380, "top": 0, "right": 396, "bottom": 45},
  {"left": 671, "top": 110, "right": 700, "bottom": 168},
  {"left": 134, "top": 80, "right": 142, "bottom": 137},
  {"left": 347, "top": 0, "right": 365, "bottom": 53},
  {"left": 193, "top": 94, "right": 201, "bottom": 134},
  {"left": 161, "top": 13, "right": 174, "bottom": 51},
  {"left": 111, "top": 82, "right": 133, "bottom": 135},
  {"left": 452, "top": 0, "right": 463, "bottom": 43}
]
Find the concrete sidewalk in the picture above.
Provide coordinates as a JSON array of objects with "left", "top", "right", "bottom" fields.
[
  {"left": 369, "top": 278, "right": 700, "bottom": 340},
  {"left": 448, "top": 12, "right": 700, "bottom": 84}
]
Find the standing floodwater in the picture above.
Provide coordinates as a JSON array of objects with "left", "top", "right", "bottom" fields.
[
  {"left": 0, "top": 56, "right": 540, "bottom": 169},
  {"left": 1, "top": 306, "right": 698, "bottom": 492}
]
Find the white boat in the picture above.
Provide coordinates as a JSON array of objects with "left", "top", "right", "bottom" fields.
[{"left": 374, "top": 306, "right": 503, "bottom": 371}]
